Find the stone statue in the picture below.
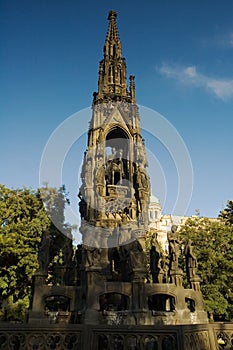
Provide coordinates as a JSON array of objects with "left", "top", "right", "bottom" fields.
[
  {"left": 96, "top": 164, "right": 105, "bottom": 185},
  {"left": 150, "top": 233, "right": 162, "bottom": 283},
  {"left": 109, "top": 146, "right": 116, "bottom": 160},
  {"left": 136, "top": 166, "right": 149, "bottom": 191},
  {"left": 184, "top": 239, "right": 198, "bottom": 279},
  {"left": 106, "top": 148, "right": 124, "bottom": 185},
  {"left": 85, "top": 159, "right": 92, "bottom": 186},
  {"left": 79, "top": 198, "right": 87, "bottom": 220},
  {"left": 38, "top": 230, "right": 50, "bottom": 273},
  {"left": 150, "top": 232, "right": 161, "bottom": 252},
  {"left": 78, "top": 192, "right": 87, "bottom": 220},
  {"left": 137, "top": 142, "right": 146, "bottom": 163},
  {"left": 85, "top": 247, "right": 101, "bottom": 267},
  {"left": 129, "top": 240, "right": 147, "bottom": 269},
  {"left": 167, "top": 225, "right": 181, "bottom": 272},
  {"left": 160, "top": 254, "right": 169, "bottom": 283}
]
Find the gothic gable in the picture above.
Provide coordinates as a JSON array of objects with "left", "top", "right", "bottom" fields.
[{"left": 103, "top": 105, "right": 131, "bottom": 138}]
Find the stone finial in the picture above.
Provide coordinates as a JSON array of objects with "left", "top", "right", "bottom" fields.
[
  {"left": 108, "top": 10, "right": 117, "bottom": 20},
  {"left": 130, "top": 75, "right": 136, "bottom": 103}
]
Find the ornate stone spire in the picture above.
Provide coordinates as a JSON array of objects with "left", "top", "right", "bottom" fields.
[
  {"left": 94, "top": 10, "right": 134, "bottom": 104},
  {"left": 104, "top": 10, "right": 122, "bottom": 58}
]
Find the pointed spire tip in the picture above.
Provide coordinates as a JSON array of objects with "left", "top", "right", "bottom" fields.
[{"left": 108, "top": 10, "right": 117, "bottom": 20}]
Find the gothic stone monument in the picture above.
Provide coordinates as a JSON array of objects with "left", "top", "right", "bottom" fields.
[
  {"left": 27, "top": 10, "right": 220, "bottom": 350},
  {"left": 77, "top": 10, "right": 207, "bottom": 327}
]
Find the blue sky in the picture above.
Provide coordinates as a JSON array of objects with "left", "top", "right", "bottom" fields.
[{"left": 1, "top": 0, "right": 233, "bottom": 221}]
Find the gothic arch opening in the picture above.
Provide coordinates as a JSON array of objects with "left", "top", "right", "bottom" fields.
[
  {"left": 44, "top": 295, "right": 70, "bottom": 312},
  {"left": 148, "top": 294, "right": 175, "bottom": 312},
  {"left": 105, "top": 127, "right": 129, "bottom": 186},
  {"left": 99, "top": 292, "right": 129, "bottom": 311},
  {"left": 106, "top": 127, "right": 129, "bottom": 155}
]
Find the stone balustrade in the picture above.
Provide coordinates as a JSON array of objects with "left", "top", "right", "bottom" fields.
[{"left": 0, "top": 322, "right": 230, "bottom": 349}]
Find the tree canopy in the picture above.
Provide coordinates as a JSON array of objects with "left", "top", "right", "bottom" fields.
[
  {"left": 179, "top": 215, "right": 233, "bottom": 321},
  {"left": 219, "top": 200, "right": 233, "bottom": 225},
  {"left": 0, "top": 184, "right": 71, "bottom": 321}
]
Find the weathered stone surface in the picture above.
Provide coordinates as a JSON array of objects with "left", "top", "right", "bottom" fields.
[
  {"left": 27, "top": 10, "right": 209, "bottom": 330},
  {"left": 0, "top": 323, "right": 227, "bottom": 349}
]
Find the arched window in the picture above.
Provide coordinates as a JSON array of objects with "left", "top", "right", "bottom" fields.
[
  {"left": 106, "top": 127, "right": 128, "bottom": 156},
  {"left": 98, "top": 334, "right": 109, "bottom": 350},
  {"left": 99, "top": 293, "right": 129, "bottom": 311},
  {"left": 144, "top": 336, "right": 159, "bottom": 350},
  {"left": 148, "top": 294, "right": 175, "bottom": 312},
  {"left": 105, "top": 128, "right": 129, "bottom": 186},
  {"left": 44, "top": 295, "right": 70, "bottom": 312},
  {"left": 149, "top": 211, "right": 153, "bottom": 221}
]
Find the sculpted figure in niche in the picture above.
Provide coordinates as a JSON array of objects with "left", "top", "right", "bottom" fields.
[
  {"left": 78, "top": 192, "right": 87, "bottom": 220},
  {"left": 96, "top": 164, "right": 106, "bottom": 196},
  {"left": 136, "top": 166, "right": 149, "bottom": 191},
  {"left": 97, "top": 128, "right": 103, "bottom": 143},
  {"left": 137, "top": 142, "right": 145, "bottom": 163},
  {"left": 85, "top": 159, "right": 92, "bottom": 186},
  {"left": 150, "top": 233, "right": 162, "bottom": 283},
  {"left": 106, "top": 148, "right": 124, "bottom": 185},
  {"left": 167, "top": 225, "right": 181, "bottom": 272},
  {"left": 96, "top": 155, "right": 104, "bottom": 169},
  {"left": 85, "top": 247, "right": 101, "bottom": 267},
  {"left": 184, "top": 239, "right": 198, "bottom": 279},
  {"left": 129, "top": 240, "right": 147, "bottom": 269},
  {"left": 96, "top": 165, "right": 105, "bottom": 183},
  {"left": 160, "top": 254, "right": 169, "bottom": 283},
  {"left": 106, "top": 146, "right": 116, "bottom": 162}
]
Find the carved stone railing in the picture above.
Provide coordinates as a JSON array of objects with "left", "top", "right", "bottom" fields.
[
  {"left": 0, "top": 322, "right": 231, "bottom": 349},
  {"left": 0, "top": 324, "right": 83, "bottom": 350},
  {"left": 212, "top": 322, "right": 233, "bottom": 349}
]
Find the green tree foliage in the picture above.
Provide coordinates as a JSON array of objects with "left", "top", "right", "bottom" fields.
[
  {"left": 0, "top": 184, "right": 71, "bottom": 321},
  {"left": 39, "top": 185, "right": 72, "bottom": 272},
  {"left": 0, "top": 185, "right": 48, "bottom": 321},
  {"left": 219, "top": 200, "right": 233, "bottom": 225},
  {"left": 179, "top": 216, "right": 233, "bottom": 321}
]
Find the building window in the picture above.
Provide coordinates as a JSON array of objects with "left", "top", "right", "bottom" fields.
[{"left": 149, "top": 211, "right": 153, "bottom": 221}]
